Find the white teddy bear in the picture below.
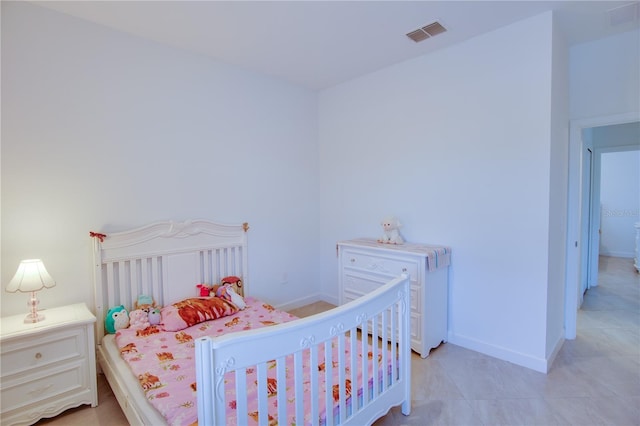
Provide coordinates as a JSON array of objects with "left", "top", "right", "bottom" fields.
[
  {"left": 377, "top": 216, "right": 404, "bottom": 245},
  {"left": 128, "top": 309, "right": 150, "bottom": 330}
]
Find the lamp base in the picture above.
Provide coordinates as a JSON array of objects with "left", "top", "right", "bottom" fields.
[
  {"left": 24, "top": 311, "right": 45, "bottom": 323},
  {"left": 24, "top": 291, "right": 45, "bottom": 324}
]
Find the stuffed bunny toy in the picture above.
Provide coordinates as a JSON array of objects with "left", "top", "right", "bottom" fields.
[{"left": 377, "top": 216, "right": 404, "bottom": 245}]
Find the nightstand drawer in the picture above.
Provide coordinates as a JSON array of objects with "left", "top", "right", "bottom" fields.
[
  {"left": 341, "top": 250, "right": 419, "bottom": 279},
  {"left": 1, "top": 328, "right": 86, "bottom": 377},
  {"left": 1, "top": 361, "right": 87, "bottom": 413}
]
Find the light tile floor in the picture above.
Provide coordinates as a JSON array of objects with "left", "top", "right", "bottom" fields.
[{"left": 37, "top": 256, "right": 639, "bottom": 425}]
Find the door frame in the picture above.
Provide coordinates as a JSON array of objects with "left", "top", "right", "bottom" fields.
[
  {"left": 565, "top": 111, "right": 639, "bottom": 339},
  {"left": 581, "top": 146, "right": 593, "bottom": 299}
]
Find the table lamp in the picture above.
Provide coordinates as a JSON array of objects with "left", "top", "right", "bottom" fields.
[{"left": 6, "top": 259, "right": 56, "bottom": 323}]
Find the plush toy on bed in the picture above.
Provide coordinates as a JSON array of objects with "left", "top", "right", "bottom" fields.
[
  {"left": 196, "top": 283, "right": 212, "bottom": 297},
  {"left": 134, "top": 294, "right": 156, "bottom": 310},
  {"left": 128, "top": 294, "right": 162, "bottom": 330},
  {"left": 147, "top": 307, "right": 161, "bottom": 325},
  {"left": 214, "top": 284, "right": 247, "bottom": 310},
  {"left": 377, "top": 216, "right": 404, "bottom": 245},
  {"left": 221, "top": 276, "right": 243, "bottom": 295},
  {"left": 128, "top": 308, "right": 150, "bottom": 330},
  {"left": 105, "top": 305, "right": 130, "bottom": 334},
  {"left": 212, "top": 276, "right": 246, "bottom": 310}
]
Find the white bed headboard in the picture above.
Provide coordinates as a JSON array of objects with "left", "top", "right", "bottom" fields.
[{"left": 92, "top": 219, "right": 249, "bottom": 340}]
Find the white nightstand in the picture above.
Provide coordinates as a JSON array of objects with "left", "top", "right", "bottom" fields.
[{"left": 0, "top": 303, "right": 97, "bottom": 426}]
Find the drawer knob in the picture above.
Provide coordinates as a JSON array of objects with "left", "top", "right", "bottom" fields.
[
  {"left": 350, "top": 258, "right": 355, "bottom": 263},
  {"left": 402, "top": 268, "right": 407, "bottom": 272},
  {"left": 35, "top": 352, "right": 42, "bottom": 360}
]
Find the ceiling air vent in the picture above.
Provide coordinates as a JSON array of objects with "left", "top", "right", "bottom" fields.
[{"left": 406, "top": 21, "right": 447, "bottom": 43}]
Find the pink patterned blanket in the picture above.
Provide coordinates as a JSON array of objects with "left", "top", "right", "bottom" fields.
[{"left": 115, "top": 297, "right": 390, "bottom": 426}]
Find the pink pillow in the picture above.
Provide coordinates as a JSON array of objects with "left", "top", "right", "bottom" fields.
[{"left": 160, "top": 297, "right": 238, "bottom": 331}]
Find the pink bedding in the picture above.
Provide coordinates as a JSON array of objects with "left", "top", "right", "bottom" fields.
[{"left": 115, "top": 297, "right": 391, "bottom": 426}]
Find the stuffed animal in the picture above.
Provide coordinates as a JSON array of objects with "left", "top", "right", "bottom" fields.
[
  {"left": 148, "top": 307, "right": 161, "bottom": 325},
  {"left": 196, "top": 283, "right": 212, "bottom": 297},
  {"left": 128, "top": 309, "right": 150, "bottom": 330},
  {"left": 377, "top": 216, "right": 404, "bottom": 245},
  {"left": 215, "top": 284, "right": 247, "bottom": 310},
  {"left": 221, "top": 276, "right": 243, "bottom": 296},
  {"left": 134, "top": 294, "right": 156, "bottom": 310},
  {"left": 105, "top": 305, "right": 129, "bottom": 334}
]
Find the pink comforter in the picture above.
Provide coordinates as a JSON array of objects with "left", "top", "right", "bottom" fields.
[{"left": 115, "top": 297, "right": 389, "bottom": 426}]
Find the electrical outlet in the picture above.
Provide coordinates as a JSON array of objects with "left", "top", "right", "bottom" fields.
[{"left": 281, "top": 272, "right": 288, "bottom": 285}]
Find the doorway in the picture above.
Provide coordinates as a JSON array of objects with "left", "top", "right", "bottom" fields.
[{"left": 565, "top": 113, "right": 640, "bottom": 339}]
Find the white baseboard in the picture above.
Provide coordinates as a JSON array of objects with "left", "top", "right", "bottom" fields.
[
  {"left": 319, "top": 293, "right": 339, "bottom": 306},
  {"left": 274, "top": 293, "right": 338, "bottom": 312},
  {"left": 546, "top": 334, "right": 565, "bottom": 372},
  {"left": 599, "top": 250, "right": 634, "bottom": 258},
  {"left": 447, "top": 332, "right": 556, "bottom": 373}
]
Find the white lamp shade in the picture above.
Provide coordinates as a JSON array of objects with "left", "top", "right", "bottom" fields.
[{"left": 6, "top": 259, "right": 56, "bottom": 293}]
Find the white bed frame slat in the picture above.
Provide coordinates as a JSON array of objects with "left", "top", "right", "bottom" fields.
[
  {"left": 294, "top": 351, "right": 304, "bottom": 424},
  {"left": 372, "top": 314, "right": 379, "bottom": 398},
  {"left": 310, "top": 345, "right": 319, "bottom": 426},
  {"left": 360, "top": 319, "right": 369, "bottom": 406},
  {"left": 151, "top": 257, "right": 162, "bottom": 307},
  {"left": 93, "top": 219, "right": 410, "bottom": 426},
  {"left": 382, "top": 310, "right": 389, "bottom": 391},
  {"left": 349, "top": 328, "right": 358, "bottom": 411},
  {"left": 105, "top": 263, "right": 116, "bottom": 310},
  {"left": 235, "top": 368, "right": 248, "bottom": 425},
  {"left": 391, "top": 304, "right": 397, "bottom": 381},
  {"left": 324, "top": 339, "right": 333, "bottom": 426},
  {"left": 276, "top": 357, "right": 287, "bottom": 424},
  {"left": 338, "top": 333, "right": 346, "bottom": 424},
  {"left": 123, "top": 261, "right": 131, "bottom": 307},
  {"left": 256, "top": 363, "right": 268, "bottom": 424}
]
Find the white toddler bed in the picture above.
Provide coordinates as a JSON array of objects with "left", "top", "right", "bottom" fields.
[{"left": 92, "top": 219, "right": 411, "bottom": 425}]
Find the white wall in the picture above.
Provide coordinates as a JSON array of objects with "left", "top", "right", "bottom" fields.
[
  {"left": 570, "top": 29, "right": 640, "bottom": 120},
  {"left": 546, "top": 13, "right": 569, "bottom": 362},
  {"left": 1, "top": 1, "right": 321, "bottom": 316},
  {"left": 319, "top": 12, "right": 560, "bottom": 371},
  {"left": 599, "top": 150, "right": 640, "bottom": 257}
]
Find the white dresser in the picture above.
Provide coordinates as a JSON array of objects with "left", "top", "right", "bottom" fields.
[
  {"left": 338, "top": 238, "right": 451, "bottom": 358},
  {"left": 0, "top": 303, "right": 97, "bottom": 426}
]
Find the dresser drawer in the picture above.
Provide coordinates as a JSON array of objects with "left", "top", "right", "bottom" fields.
[
  {"left": 1, "top": 327, "right": 86, "bottom": 377},
  {"left": 342, "top": 273, "right": 386, "bottom": 297},
  {"left": 343, "top": 272, "right": 421, "bottom": 311},
  {"left": 1, "top": 361, "right": 88, "bottom": 413},
  {"left": 341, "top": 249, "right": 419, "bottom": 279}
]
